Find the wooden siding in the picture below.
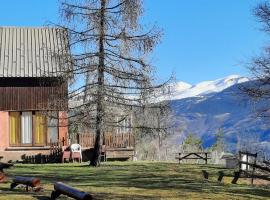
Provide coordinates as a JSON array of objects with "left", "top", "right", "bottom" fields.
[{"left": 0, "top": 80, "right": 67, "bottom": 111}]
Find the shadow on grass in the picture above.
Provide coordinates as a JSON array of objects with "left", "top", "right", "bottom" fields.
[{"left": 2, "top": 162, "right": 270, "bottom": 199}]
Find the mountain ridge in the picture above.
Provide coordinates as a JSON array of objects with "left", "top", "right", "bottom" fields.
[
  {"left": 168, "top": 75, "right": 270, "bottom": 155},
  {"left": 171, "top": 75, "right": 249, "bottom": 100}
]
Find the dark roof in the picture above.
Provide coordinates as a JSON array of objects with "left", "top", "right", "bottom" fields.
[{"left": 0, "top": 27, "right": 69, "bottom": 77}]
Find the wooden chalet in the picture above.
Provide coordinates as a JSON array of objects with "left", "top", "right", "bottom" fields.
[{"left": 0, "top": 27, "right": 68, "bottom": 162}]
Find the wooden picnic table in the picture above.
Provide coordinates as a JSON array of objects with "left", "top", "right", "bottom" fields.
[{"left": 176, "top": 152, "right": 211, "bottom": 164}]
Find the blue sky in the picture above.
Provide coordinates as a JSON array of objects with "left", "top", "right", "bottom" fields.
[{"left": 0, "top": 0, "right": 267, "bottom": 84}]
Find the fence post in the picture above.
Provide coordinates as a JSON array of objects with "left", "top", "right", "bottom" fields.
[
  {"left": 246, "top": 154, "right": 249, "bottom": 171},
  {"left": 76, "top": 133, "right": 80, "bottom": 144},
  {"left": 239, "top": 151, "right": 242, "bottom": 171},
  {"left": 49, "top": 139, "right": 52, "bottom": 155},
  {"left": 251, "top": 153, "right": 257, "bottom": 185}
]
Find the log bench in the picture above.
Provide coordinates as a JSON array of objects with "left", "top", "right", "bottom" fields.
[
  {"left": 10, "top": 176, "right": 41, "bottom": 192},
  {"left": 51, "top": 182, "right": 93, "bottom": 200}
]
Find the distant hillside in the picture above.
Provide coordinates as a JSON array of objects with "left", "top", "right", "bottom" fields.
[{"left": 168, "top": 75, "right": 270, "bottom": 154}]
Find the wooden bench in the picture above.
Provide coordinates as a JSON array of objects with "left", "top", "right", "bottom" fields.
[
  {"left": 10, "top": 176, "right": 41, "bottom": 192},
  {"left": 176, "top": 152, "right": 211, "bottom": 164},
  {"left": 51, "top": 182, "right": 92, "bottom": 200}
]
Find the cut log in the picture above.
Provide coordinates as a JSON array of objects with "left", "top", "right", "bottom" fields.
[
  {"left": 0, "top": 172, "right": 6, "bottom": 183},
  {"left": 51, "top": 182, "right": 92, "bottom": 200},
  {"left": 0, "top": 162, "right": 13, "bottom": 172},
  {"left": 10, "top": 176, "right": 40, "bottom": 191}
]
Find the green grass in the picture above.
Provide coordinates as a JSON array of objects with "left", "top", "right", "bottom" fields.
[{"left": 0, "top": 162, "right": 269, "bottom": 199}]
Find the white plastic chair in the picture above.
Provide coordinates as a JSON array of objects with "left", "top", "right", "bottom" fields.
[{"left": 70, "top": 144, "right": 82, "bottom": 163}]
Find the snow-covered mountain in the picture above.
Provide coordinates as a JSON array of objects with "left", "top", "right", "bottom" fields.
[
  {"left": 168, "top": 75, "right": 270, "bottom": 155},
  {"left": 171, "top": 75, "right": 249, "bottom": 100}
]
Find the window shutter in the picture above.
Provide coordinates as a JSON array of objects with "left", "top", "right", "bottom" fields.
[
  {"left": 34, "top": 112, "right": 47, "bottom": 145},
  {"left": 9, "top": 112, "right": 21, "bottom": 145}
]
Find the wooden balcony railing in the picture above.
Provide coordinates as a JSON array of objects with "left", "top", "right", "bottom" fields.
[{"left": 70, "top": 132, "right": 135, "bottom": 149}]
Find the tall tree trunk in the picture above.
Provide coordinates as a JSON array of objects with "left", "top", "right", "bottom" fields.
[{"left": 90, "top": 0, "right": 105, "bottom": 167}]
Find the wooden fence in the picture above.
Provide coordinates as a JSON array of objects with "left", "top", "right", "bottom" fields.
[
  {"left": 70, "top": 132, "right": 135, "bottom": 149},
  {"left": 22, "top": 138, "right": 66, "bottom": 164}
]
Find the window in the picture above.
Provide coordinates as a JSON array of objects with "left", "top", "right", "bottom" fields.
[
  {"left": 47, "top": 112, "right": 58, "bottom": 143},
  {"left": 9, "top": 111, "right": 58, "bottom": 147}
]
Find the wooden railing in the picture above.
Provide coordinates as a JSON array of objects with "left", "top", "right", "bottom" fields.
[
  {"left": 70, "top": 132, "right": 135, "bottom": 149},
  {"left": 49, "top": 137, "right": 66, "bottom": 153}
]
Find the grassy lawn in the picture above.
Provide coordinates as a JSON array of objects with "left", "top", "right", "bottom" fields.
[{"left": 0, "top": 161, "right": 269, "bottom": 199}]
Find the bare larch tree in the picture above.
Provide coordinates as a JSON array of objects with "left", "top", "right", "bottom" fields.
[{"left": 59, "top": 0, "right": 170, "bottom": 166}]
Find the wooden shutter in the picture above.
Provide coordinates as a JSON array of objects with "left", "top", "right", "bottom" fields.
[
  {"left": 33, "top": 112, "right": 47, "bottom": 146},
  {"left": 9, "top": 112, "right": 21, "bottom": 145}
]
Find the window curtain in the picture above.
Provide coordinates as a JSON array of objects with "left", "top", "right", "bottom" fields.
[
  {"left": 9, "top": 112, "right": 21, "bottom": 145},
  {"left": 21, "top": 112, "right": 32, "bottom": 144},
  {"left": 34, "top": 112, "right": 46, "bottom": 145}
]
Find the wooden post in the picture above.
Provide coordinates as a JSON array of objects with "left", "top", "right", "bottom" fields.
[
  {"left": 50, "top": 139, "right": 52, "bottom": 154},
  {"left": 76, "top": 133, "right": 80, "bottom": 144},
  {"left": 251, "top": 153, "right": 257, "bottom": 185},
  {"left": 231, "top": 171, "right": 241, "bottom": 184},
  {"left": 239, "top": 151, "right": 242, "bottom": 171},
  {"left": 202, "top": 170, "right": 209, "bottom": 180},
  {"left": 128, "top": 132, "right": 130, "bottom": 147},
  {"left": 246, "top": 154, "right": 249, "bottom": 172},
  {"left": 217, "top": 171, "right": 224, "bottom": 182},
  {"left": 205, "top": 153, "right": 208, "bottom": 164},
  {"left": 62, "top": 137, "right": 65, "bottom": 146}
]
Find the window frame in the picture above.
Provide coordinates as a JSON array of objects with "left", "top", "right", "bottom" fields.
[{"left": 9, "top": 111, "right": 56, "bottom": 147}]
